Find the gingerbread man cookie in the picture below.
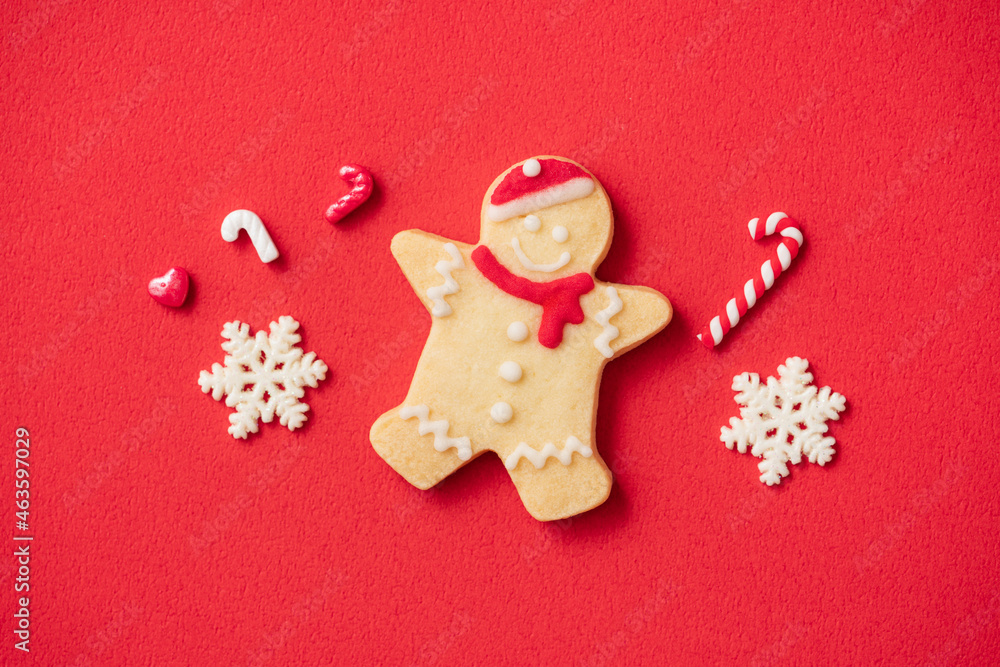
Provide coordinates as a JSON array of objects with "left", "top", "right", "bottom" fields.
[{"left": 370, "top": 157, "right": 672, "bottom": 520}]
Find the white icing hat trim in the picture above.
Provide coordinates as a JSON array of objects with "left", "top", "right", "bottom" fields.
[{"left": 487, "top": 177, "right": 595, "bottom": 222}]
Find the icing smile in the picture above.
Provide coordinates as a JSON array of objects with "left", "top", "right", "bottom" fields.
[{"left": 511, "top": 237, "right": 571, "bottom": 273}]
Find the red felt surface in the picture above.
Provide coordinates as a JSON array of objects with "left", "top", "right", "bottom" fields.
[{"left": 2, "top": 1, "right": 999, "bottom": 665}]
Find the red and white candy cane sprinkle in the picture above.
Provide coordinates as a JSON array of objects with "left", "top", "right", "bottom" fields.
[
  {"left": 325, "top": 164, "right": 374, "bottom": 223},
  {"left": 697, "top": 212, "right": 803, "bottom": 349}
]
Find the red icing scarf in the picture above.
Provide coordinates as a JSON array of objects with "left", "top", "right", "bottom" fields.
[{"left": 471, "top": 246, "right": 594, "bottom": 349}]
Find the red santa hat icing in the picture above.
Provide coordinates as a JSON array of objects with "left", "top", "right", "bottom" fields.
[{"left": 487, "top": 158, "right": 595, "bottom": 222}]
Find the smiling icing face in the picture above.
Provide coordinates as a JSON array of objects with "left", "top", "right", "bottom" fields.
[{"left": 478, "top": 157, "right": 613, "bottom": 278}]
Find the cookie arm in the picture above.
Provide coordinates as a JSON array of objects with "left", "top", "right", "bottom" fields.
[
  {"left": 591, "top": 282, "right": 672, "bottom": 357},
  {"left": 391, "top": 230, "right": 473, "bottom": 315}
]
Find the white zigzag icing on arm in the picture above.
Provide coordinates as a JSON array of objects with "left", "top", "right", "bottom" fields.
[
  {"left": 504, "top": 437, "right": 593, "bottom": 470},
  {"left": 593, "top": 285, "right": 623, "bottom": 359},
  {"left": 400, "top": 404, "right": 472, "bottom": 461},
  {"left": 425, "top": 243, "right": 464, "bottom": 317}
]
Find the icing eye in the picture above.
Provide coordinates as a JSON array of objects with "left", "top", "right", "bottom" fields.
[
  {"left": 552, "top": 226, "right": 569, "bottom": 243},
  {"left": 523, "top": 215, "right": 541, "bottom": 232}
]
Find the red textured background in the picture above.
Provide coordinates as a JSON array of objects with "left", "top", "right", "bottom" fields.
[{"left": 2, "top": 1, "right": 999, "bottom": 664}]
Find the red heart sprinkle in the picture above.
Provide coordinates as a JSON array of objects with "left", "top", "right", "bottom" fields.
[{"left": 148, "top": 267, "right": 190, "bottom": 308}]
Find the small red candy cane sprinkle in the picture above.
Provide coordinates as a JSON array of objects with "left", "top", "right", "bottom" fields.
[
  {"left": 325, "top": 164, "right": 374, "bottom": 223},
  {"left": 697, "top": 212, "right": 804, "bottom": 348}
]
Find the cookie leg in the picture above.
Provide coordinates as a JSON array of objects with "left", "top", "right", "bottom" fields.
[
  {"left": 370, "top": 404, "right": 475, "bottom": 489},
  {"left": 503, "top": 438, "right": 612, "bottom": 521}
]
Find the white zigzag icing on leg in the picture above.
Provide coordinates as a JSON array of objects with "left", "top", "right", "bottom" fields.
[
  {"left": 400, "top": 404, "right": 472, "bottom": 461},
  {"left": 504, "top": 437, "right": 593, "bottom": 470},
  {"left": 425, "top": 243, "right": 464, "bottom": 317},
  {"left": 593, "top": 285, "right": 622, "bottom": 358}
]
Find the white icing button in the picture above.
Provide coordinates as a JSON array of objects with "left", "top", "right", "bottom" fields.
[
  {"left": 522, "top": 158, "right": 541, "bottom": 177},
  {"left": 552, "top": 225, "right": 569, "bottom": 243},
  {"left": 499, "top": 361, "right": 522, "bottom": 383},
  {"left": 491, "top": 402, "right": 513, "bottom": 424},
  {"left": 507, "top": 321, "right": 528, "bottom": 342},
  {"left": 523, "top": 215, "right": 541, "bottom": 232}
]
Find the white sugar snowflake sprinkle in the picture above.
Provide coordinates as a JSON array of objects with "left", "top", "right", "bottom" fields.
[
  {"left": 199, "top": 316, "right": 328, "bottom": 439},
  {"left": 721, "top": 357, "right": 846, "bottom": 486}
]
